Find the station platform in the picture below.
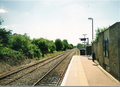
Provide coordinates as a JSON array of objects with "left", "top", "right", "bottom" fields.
[{"left": 61, "top": 55, "right": 120, "bottom": 86}]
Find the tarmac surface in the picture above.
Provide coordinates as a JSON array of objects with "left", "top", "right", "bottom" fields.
[{"left": 61, "top": 55, "right": 120, "bottom": 86}]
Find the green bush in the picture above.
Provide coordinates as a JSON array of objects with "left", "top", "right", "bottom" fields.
[
  {"left": 32, "top": 38, "right": 48, "bottom": 57},
  {"left": 0, "top": 28, "right": 12, "bottom": 47},
  {"left": 9, "top": 33, "right": 30, "bottom": 53},
  {"left": 55, "top": 39, "right": 63, "bottom": 51},
  {"left": 47, "top": 40, "right": 56, "bottom": 53},
  {"left": 94, "top": 27, "right": 108, "bottom": 42},
  {"left": 0, "top": 47, "right": 23, "bottom": 60},
  {"left": 28, "top": 44, "right": 42, "bottom": 58}
]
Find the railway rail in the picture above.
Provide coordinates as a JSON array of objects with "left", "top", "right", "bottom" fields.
[
  {"left": 33, "top": 48, "right": 78, "bottom": 86},
  {"left": 0, "top": 48, "right": 77, "bottom": 86}
]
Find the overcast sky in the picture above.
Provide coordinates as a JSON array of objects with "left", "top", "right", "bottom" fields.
[{"left": 0, "top": 0, "right": 120, "bottom": 46}]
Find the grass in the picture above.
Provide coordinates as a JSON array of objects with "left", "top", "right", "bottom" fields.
[
  {"left": 45, "top": 50, "right": 65, "bottom": 57},
  {"left": 36, "top": 50, "right": 66, "bottom": 60}
]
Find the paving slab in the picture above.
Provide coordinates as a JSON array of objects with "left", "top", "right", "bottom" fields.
[
  {"left": 61, "top": 55, "right": 120, "bottom": 86},
  {"left": 61, "top": 55, "right": 89, "bottom": 86},
  {"left": 80, "top": 56, "right": 120, "bottom": 86}
]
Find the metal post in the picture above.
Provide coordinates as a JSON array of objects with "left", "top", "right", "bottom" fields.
[
  {"left": 88, "top": 17, "right": 93, "bottom": 42},
  {"left": 88, "top": 17, "right": 93, "bottom": 54},
  {"left": 92, "top": 19, "right": 94, "bottom": 53},
  {"left": 83, "top": 34, "right": 87, "bottom": 48},
  {"left": 84, "top": 35, "right": 85, "bottom": 48},
  {"left": 92, "top": 19, "right": 93, "bottom": 40}
]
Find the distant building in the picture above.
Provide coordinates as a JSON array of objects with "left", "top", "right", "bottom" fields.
[{"left": 78, "top": 45, "right": 92, "bottom": 55}]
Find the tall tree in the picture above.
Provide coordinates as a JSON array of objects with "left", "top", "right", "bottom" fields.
[
  {"left": 77, "top": 43, "right": 84, "bottom": 48},
  {"left": 32, "top": 38, "right": 48, "bottom": 57},
  {"left": 9, "top": 33, "right": 31, "bottom": 53},
  {"left": 94, "top": 27, "right": 108, "bottom": 42},
  {"left": 62, "top": 39, "right": 69, "bottom": 51},
  {"left": 0, "top": 28, "right": 12, "bottom": 47},
  {"left": 55, "top": 39, "right": 63, "bottom": 51},
  {"left": 47, "top": 40, "right": 56, "bottom": 53},
  {"left": 0, "top": 16, "right": 4, "bottom": 25},
  {"left": 70, "top": 44, "right": 74, "bottom": 49}
]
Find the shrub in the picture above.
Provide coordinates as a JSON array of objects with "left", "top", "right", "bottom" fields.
[
  {"left": 28, "top": 44, "right": 42, "bottom": 58},
  {"left": 0, "top": 47, "right": 24, "bottom": 60},
  {"left": 0, "top": 28, "right": 12, "bottom": 47},
  {"left": 55, "top": 39, "right": 63, "bottom": 51},
  {"left": 32, "top": 38, "right": 48, "bottom": 57}
]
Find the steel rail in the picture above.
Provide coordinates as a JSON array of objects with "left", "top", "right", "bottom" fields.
[
  {"left": 0, "top": 50, "right": 68, "bottom": 80},
  {"left": 56, "top": 49, "right": 77, "bottom": 86},
  {"left": 0, "top": 50, "right": 70, "bottom": 86},
  {"left": 33, "top": 49, "right": 75, "bottom": 86},
  {"left": 2, "top": 52, "right": 68, "bottom": 85}
]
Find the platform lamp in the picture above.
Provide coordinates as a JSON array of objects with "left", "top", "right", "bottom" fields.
[
  {"left": 88, "top": 17, "right": 93, "bottom": 41},
  {"left": 88, "top": 17, "right": 94, "bottom": 59}
]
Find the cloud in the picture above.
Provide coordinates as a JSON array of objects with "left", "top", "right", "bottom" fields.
[
  {"left": 1, "top": 26, "right": 10, "bottom": 29},
  {"left": 0, "top": 8, "right": 8, "bottom": 13},
  {"left": 11, "top": 24, "right": 18, "bottom": 27},
  {"left": 1, "top": 24, "right": 18, "bottom": 29}
]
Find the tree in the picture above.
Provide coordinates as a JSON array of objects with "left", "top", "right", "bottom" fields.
[
  {"left": 69, "top": 44, "right": 74, "bottom": 49},
  {"left": 63, "top": 39, "right": 68, "bottom": 44},
  {"left": 94, "top": 27, "right": 108, "bottom": 42},
  {"left": 9, "top": 33, "right": 31, "bottom": 53},
  {"left": 9, "top": 34, "right": 43, "bottom": 58},
  {"left": 62, "top": 39, "right": 69, "bottom": 51},
  {"left": 0, "top": 18, "right": 12, "bottom": 47},
  {"left": 77, "top": 43, "right": 84, "bottom": 48},
  {"left": 55, "top": 39, "right": 63, "bottom": 51},
  {"left": 62, "top": 42, "right": 67, "bottom": 51},
  {"left": 32, "top": 38, "right": 48, "bottom": 57},
  {"left": 47, "top": 40, "right": 56, "bottom": 53},
  {"left": 0, "top": 17, "right": 4, "bottom": 25},
  {"left": 28, "top": 43, "right": 42, "bottom": 58},
  {"left": 0, "top": 28, "right": 12, "bottom": 47}
]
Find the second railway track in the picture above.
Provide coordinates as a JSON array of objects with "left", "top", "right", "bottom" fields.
[
  {"left": 33, "top": 48, "right": 78, "bottom": 86},
  {"left": 0, "top": 48, "right": 78, "bottom": 86}
]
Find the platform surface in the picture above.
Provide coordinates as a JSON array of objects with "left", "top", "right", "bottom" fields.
[{"left": 61, "top": 55, "right": 120, "bottom": 86}]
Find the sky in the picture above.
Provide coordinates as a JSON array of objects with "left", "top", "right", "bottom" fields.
[{"left": 0, "top": 0, "right": 120, "bottom": 46}]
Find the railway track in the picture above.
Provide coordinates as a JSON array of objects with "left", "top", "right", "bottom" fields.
[
  {"left": 0, "top": 49, "right": 76, "bottom": 86},
  {"left": 33, "top": 48, "right": 78, "bottom": 86}
]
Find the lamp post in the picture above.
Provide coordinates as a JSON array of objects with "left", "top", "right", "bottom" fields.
[
  {"left": 88, "top": 17, "right": 93, "bottom": 41},
  {"left": 88, "top": 17, "right": 94, "bottom": 60}
]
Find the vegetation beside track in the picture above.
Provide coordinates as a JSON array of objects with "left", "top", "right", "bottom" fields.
[
  {"left": 0, "top": 50, "right": 67, "bottom": 74},
  {"left": 0, "top": 18, "right": 74, "bottom": 73}
]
